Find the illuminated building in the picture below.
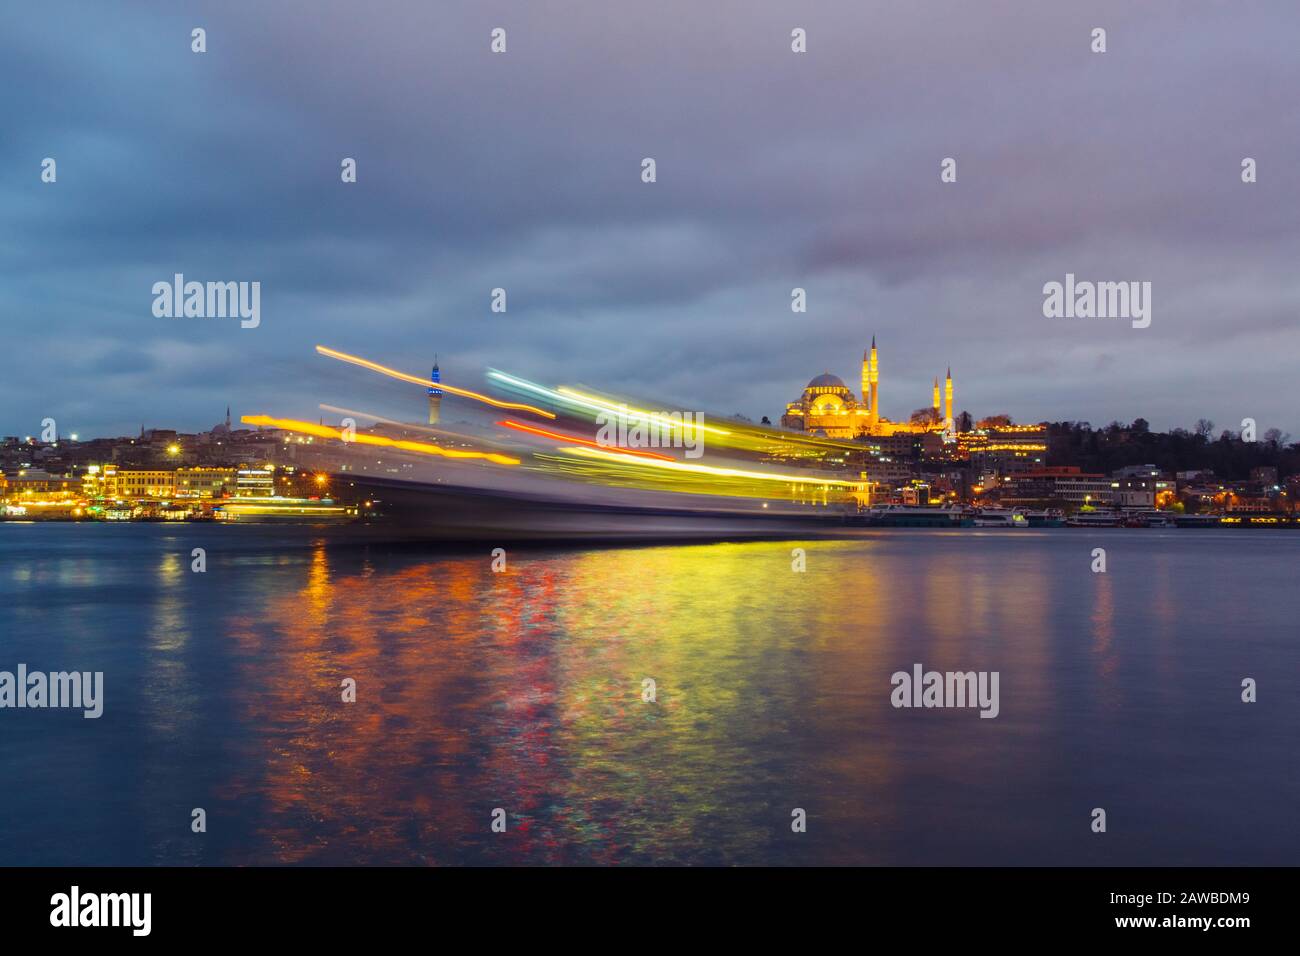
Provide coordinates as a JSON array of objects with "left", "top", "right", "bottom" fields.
[
  {"left": 3, "top": 471, "right": 79, "bottom": 500},
  {"left": 175, "top": 467, "right": 237, "bottom": 498},
  {"left": 957, "top": 424, "right": 1048, "bottom": 480},
  {"left": 781, "top": 338, "right": 954, "bottom": 440},
  {"left": 103, "top": 466, "right": 174, "bottom": 498},
  {"left": 237, "top": 467, "right": 274, "bottom": 497},
  {"left": 1000, "top": 466, "right": 1111, "bottom": 506},
  {"left": 80, "top": 465, "right": 102, "bottom": 498},
  {"left": 427, "top": 355, "right": 442, "bottom": 425}
]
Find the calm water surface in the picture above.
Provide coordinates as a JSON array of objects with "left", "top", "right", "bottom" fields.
[{"left": 0, "top": 523, "right": 1296, "bottom": 865}]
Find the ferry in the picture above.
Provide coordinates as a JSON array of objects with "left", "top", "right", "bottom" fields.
[
  {"left": 1124, "top": 510, "right": 1179, "bottom": 528},
  {"left": 1065, "top": 510, "right": 1123, "bottom": 528},
  {"left": 1174, "top": 513, "right": 1222, "bottom": 528},
  {"left": 972, "top": 508, "right": 1029, "bottom": 529},
  {"left": 1021, "top": 509, "right": 1065, "bottom": 528},
  {"left": 860, "top": 504, "right": 967, "bottom": 528}
]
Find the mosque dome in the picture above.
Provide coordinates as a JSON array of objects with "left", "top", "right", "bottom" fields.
[{"left": 806, "top": 373, "right": 847, "bottom": 390}]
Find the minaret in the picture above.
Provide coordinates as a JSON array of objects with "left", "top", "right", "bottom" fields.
[
  {"left": 868, "top": 336, "right": 879, "bottom": 431},
  {"left": 225, "top": 405, "right": 231, "bottom": 429},
  {"left": 860, "top": 350, "right": 870, "bottom": 413},
  {"left": 427, "top": 355, "right": 442, "bottom": 425},
  {"left": 932, "top": 377, "right": 940, "bottom": 417},
  {"left": 944, "top": 367, "right": 954, "bottom": 429}
]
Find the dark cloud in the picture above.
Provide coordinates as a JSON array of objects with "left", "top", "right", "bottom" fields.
[{"left": 2, "top": 0, "right": 1298, "bottom": 438}]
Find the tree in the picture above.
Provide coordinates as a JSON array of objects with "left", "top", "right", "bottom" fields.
[{"left": 1195, "top": 418, "right": 1215, "bottom": 440}]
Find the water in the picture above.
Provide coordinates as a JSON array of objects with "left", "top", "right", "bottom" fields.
[{"left": 0, "top": 523, "right": 1296, "bottom": 865}]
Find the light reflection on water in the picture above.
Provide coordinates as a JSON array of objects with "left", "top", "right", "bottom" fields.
[{"left": 0, "top": 524, "right": 1296, "bottom": 865}]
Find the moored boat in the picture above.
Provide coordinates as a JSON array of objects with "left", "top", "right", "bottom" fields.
[
  {"left": 861, "top": 503, "right": 966, "bottom": 528},
  {"left": 972, "top": 507, "right": 1029, "bottom": 528},
  {"left": 1065, "top": 510, "right": 1122, "bottom": 528},
  {"left": 1021, "top": 508, "right": 1065, "bottom": 528}
]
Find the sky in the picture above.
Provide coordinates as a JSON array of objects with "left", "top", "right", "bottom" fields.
[{"left": 3, "top": 1, "right": 1298, "bottom": 439}]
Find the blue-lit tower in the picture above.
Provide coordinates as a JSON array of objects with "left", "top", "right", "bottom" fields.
[{"left": 427, "top": 354, "right": 442, "bottom": 425}]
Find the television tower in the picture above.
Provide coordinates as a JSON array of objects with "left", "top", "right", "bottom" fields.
[{"left": 427, "top": 355, "right": 442, "bottom": 425}]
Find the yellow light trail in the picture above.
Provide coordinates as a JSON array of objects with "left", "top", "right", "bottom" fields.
[
  {"left": 559, "top": 446, "right": 861, "bottom": 487},
  {"left": 488, "top": 369, "right": 869, "bottom": 452},
  {"left": 315, "top": 346, "right": 556, "bottom": 419},
  {"left": 554, "top": 386, "right": 732, "bottom": 436},
  {"left": 496, "top": 419, "right": 676, "bottom": 461},
  {"left": 241, "top": 415, "right": 520, "bottom": 466}
]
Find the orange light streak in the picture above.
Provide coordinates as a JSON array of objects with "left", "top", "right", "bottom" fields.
[
  {"left": 315, "top": 346, "right": 556, "bottom": 419},
  {"left": 241, "top": 415, "right": 520, "bottom": 466},
  {"left": 495, "top": 419, "right": 675, "bottom": 461}
]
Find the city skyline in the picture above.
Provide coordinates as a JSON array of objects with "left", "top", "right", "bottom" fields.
[{"left": 3, "top": 2, "right": 1298, "bottom": 901}]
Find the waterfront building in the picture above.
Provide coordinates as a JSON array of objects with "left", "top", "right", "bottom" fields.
[
  {"left": 1111, "top": 467, "right": 1171, "bottom": 510},
  {"left": 1112, "top": 476, "right": 1157, "bottom": 509},
  {"left": 1225, "top": 493, "right": 1275, "bottom": 513},
  {"left": 2, "top": 470, "right": 79, "bottom": 500},
  {"left": 80, "top": 465, "right": 106, "bottom": 498},
  {"left": 1000, "top": 466, "right": 1111, "bottom": 507},
  {"left": 175, "top": 467, "right": 238, "bottom": 498},
  {"left": 960, "top": 424, "right": 1049, "bottom": 477},
  {"left": 860, "top": 456, "right": 916, "bottom": 489},
  {"left": 236, "top": 467, "right": 274, "bottom": 497},
  {"left": 103, "top": 466, "right": 174, "bottom": 498}
]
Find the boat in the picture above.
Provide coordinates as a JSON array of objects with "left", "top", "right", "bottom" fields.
[
  {"left": 972, "top": 507, "right": 1029, "bottom": 528},
  {"left": 1065, "top": 510, "right": 1122, "bottom": 528},
  {"left": 1021, "top": 508, "right": 1065, "bottom": 528},
  {"left": 1174, "top": 513, "right": 1222, "bottom": 528},
  {"left": 336, "top": 473, "right": 870, "bottom": 542},
  {"left": 860, "top": 504, "right": 967, "bottom": 528},
  {"left": 1127, "top": 510, "right": 1178, "bottom": 528}
]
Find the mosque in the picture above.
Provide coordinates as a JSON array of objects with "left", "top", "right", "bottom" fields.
[{"left": 781, "top": 338, "right": 954, "bottom": 439}]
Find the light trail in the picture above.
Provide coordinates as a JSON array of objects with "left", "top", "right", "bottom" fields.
[
  {"left": 486, "top": 370, "right": 730, "bottom": 436},
  {"left": 487, "top": 370, "right": 867, "bottom": 453},
  {"left": 495, "top": 419, "right": 675, "bottom": 462},
  {"left": 559, "top": 445, "right": 861, "bottom": 487},
  {"left": 316, "top": 346, "right": 556, "bottom": 419},
  {"left": 241, "top": 415, "right": 521, "bottom": 465},
  {"left": 555, "top": 387, "right": 732, "bottom": 436}
]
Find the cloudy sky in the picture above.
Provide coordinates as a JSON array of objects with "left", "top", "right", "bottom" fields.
[{"left": 4, "top": 1, "right": 1298, "bottom": 439}]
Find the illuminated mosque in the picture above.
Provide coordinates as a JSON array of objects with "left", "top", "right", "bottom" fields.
[{"left": 781, "top": 337, "right": 953, "bottom": 439}]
